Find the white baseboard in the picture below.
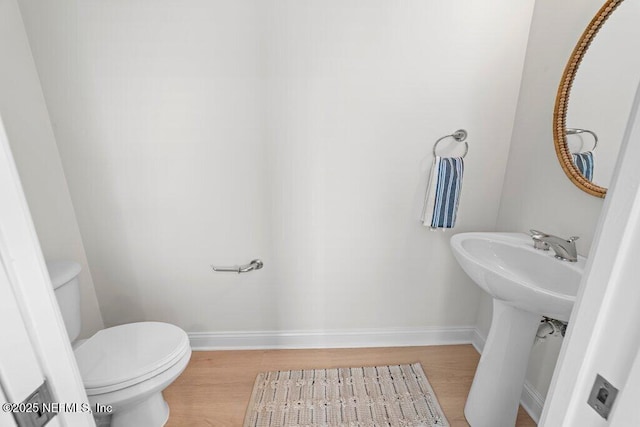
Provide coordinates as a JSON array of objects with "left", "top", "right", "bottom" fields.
[
  {"left": 521, "top": 381, "right": 544, "bottom": 424},
  {"left": 471, "top": 329, "right": 544, "bottom": 424},
  {"left": 471, "top": 328, "right": 486, "bottom": 354},
  {"left": 189, "top": 326, "right": 476, "bottom": 351}
]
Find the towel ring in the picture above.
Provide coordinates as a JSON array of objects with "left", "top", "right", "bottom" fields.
[
  {"left": 566, "top": 128, "right": 598, "bottom": 152},
  {"left": 432, "top": 129, "right": 469, "bottom": 158}
]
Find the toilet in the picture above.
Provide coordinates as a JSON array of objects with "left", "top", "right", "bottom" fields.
[{"left": 47, "top": 261, "right": 192, "bottom": 427}]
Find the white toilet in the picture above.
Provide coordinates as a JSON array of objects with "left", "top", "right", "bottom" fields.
[{"left": 47, "top": 261, "right": 192, "bottom": 427}]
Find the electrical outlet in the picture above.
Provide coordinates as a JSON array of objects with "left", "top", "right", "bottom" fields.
[{"left": 587, "top": 374, "right": 618, "bottom": 420}]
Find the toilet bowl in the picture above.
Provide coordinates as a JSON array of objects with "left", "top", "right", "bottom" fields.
[
  {"left": 47, "top": 261, "right": 192, "bottom": 427},
  {"left": 75, "top": 322, "right": 191, "bottom": 427}
]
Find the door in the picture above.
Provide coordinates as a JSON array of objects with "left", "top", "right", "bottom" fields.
[
  {"left": 540, "top": 78, "right": 640, "bottom": 426},
  {"left": 609, "top": 343, "right": 640, "bottom": 425},
  {"left": 0, "top": 115, "right": 94, "bottom": 426},
  {"left": 0, "top": 256, "right": 60, "bottom": 427}
]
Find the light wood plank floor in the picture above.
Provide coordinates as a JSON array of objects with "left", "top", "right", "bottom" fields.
[{"left": 164, "top": 345, "right": 536, "bottom": 427}]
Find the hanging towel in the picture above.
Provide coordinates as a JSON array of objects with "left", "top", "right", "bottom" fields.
[
  {"left": 572, "top": 151, "right": 594, "bottom": 181},
  {"left": 421, "top": 156, "right": 464, "bottom": 229}
]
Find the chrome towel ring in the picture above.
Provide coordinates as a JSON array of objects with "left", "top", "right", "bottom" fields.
[
  {"left": 432, "top": 129, "right": 469, "bottom": 158},
  {"left": 566, "top": 128, "right": 598, "bottom": 151}
]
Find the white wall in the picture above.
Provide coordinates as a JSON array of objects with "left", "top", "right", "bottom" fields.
[
  {"left": 480, "top": 0, "right": 610, "bottom": 406},
  {"left": 18, "top": 0, "right": 534, "bottom": 335},
  {"left": 0, "top": 0, "right": 103, "bottom": 338}
]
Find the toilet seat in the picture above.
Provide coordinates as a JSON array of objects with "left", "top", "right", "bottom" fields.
[{"left": 74, "top": 322, "right": 190, "bottom": 395}]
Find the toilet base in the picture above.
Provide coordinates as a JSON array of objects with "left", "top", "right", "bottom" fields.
[
  {"left": 86, "top": 344, "right": 191, "bottom": 427},
  {"left": 103, "top": 392, "right": 169, "bottom": 427}
]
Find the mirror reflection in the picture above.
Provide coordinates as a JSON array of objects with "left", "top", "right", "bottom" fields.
[{"left": 565, "top": 0, "right": 640, "bottom": 189}]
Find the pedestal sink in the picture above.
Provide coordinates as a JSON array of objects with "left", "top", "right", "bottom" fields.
[{"left": 450, "top": 232, "right": 586, "bottom": 427}]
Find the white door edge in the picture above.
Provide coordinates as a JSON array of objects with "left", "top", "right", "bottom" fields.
[
  {"left": 541, "top": 79, "right": 640, "bottom": 425},
  {"left": 0, "top": 115, "right": 94, "bottom": 426}
]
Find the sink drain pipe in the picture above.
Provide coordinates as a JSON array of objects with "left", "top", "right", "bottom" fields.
[{"left": 536, "top": 317, "right": 567, "bottom": 342}]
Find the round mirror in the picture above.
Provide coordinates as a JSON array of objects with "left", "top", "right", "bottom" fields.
[{"left": 553, "top": 0, "right": 640, "bottom": 197}]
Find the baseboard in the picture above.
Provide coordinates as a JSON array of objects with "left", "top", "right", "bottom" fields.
[
  {"left": 521, "top": 381, "right": 544, "bottom": 424},
  {"left": 471, "top": 328, "right": 486, "bottom": 354},
  {"left": 189, "top": 326, "right": 476, "bottom": 351},
  {"left": 471, "top": 329, "right": 544, "bottom": 423}
]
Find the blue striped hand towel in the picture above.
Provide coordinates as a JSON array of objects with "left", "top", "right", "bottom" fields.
[
  {"left": 421, "top": 156, "right": 464, "bottom": 229},
  {"left": 572, "top": 151, "right": 594, "bottom": 181}
]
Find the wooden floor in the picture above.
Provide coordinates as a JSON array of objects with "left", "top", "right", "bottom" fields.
[{"left": 164, "top": 345, "right": 536, "bottom": 427}]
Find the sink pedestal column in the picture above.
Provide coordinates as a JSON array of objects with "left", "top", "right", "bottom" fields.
[{"left": 465, "top": 299, "right": 541, "bottom": 427}]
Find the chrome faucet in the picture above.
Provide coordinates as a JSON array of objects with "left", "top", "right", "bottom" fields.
[{"left": 529, "top": 230, "right": 579, "bottom": 262}]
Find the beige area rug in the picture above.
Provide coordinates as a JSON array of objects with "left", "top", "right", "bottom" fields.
[{"left": 243, "top": 363, "right": 449, "bottom": 427}]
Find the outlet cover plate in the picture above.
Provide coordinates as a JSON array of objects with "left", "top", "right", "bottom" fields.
[{"left": 587, "top": 374, "right": 618, "bottom": 420}]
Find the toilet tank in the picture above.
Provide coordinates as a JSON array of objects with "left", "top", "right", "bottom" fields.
[{"left": 46, "top": 261, "right": 82, "bottom": 342}]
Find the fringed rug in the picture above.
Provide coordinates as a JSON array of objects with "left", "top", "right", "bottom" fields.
[{"left": 243, "top": 363, "right": 449, "bottom": 427}]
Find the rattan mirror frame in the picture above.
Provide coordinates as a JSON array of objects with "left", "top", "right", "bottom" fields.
[{"left": 553, "top": 0, "right": 624, "bottom": 198}]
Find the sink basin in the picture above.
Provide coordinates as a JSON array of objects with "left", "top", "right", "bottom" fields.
[
  {"left": 450, "top": 232, "right": 585, "bottom": 427},
  {"left": 451, "top": 232, "right": 585, "bottom": 322}
]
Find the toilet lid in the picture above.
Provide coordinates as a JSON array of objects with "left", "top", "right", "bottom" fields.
[{"left": 75, "top": 322, "right": 190, "bottom": 394}]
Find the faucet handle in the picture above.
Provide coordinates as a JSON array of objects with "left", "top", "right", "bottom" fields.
[
  {"left": 568, "top": 236, "right": 579, "bottom": 242},
  {"left": 529, "top": 229, "right": 548, "bottom": 238},
  {"left": 529, "top": 230, "right": 550, "bottom": 250}
]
